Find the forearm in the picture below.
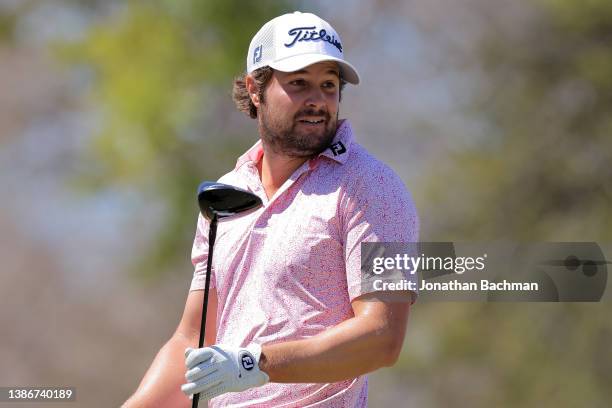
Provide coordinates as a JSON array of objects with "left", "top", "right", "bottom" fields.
[
  {"left": 123, "top": 334, "right": 193, "bottom": 408},
  {"left": 260, "top": 314, "right": 402, "bottom": 383}
]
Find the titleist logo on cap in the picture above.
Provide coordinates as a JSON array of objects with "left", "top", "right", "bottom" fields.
[{"left": 284, "top": 26, "right": 343, "bottom": 52}]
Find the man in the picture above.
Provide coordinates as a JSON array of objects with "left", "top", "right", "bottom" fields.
[{"left": 124, "top": 11, "right": 418, "bottom": 407}]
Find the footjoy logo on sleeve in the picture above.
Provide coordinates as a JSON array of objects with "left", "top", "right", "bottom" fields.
[{"left": 284, "top": 26, "right": 343, "bottom": 52}]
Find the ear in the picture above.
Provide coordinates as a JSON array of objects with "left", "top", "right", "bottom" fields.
[{"left": 245, "top": 75, "right": 261, "bottom": 107}]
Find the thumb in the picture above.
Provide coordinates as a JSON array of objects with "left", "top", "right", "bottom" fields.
[{"left": 185, "top": 347, "right": 195, "bottom": 358}]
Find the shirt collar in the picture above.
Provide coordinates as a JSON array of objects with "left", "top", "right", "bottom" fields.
[
  {"left": 315, "top": 119, "right": 353, "bottom": 165},
  {"left": 234, "top": 119, "right": 355, "bottom": 170},
  {"left": 235, "top": 139, "right": 264, "bottom": 170}
]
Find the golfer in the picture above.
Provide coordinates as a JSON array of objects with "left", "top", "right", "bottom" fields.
[{"left": 124, "top": 11, "right": 418, "bottom": 407}]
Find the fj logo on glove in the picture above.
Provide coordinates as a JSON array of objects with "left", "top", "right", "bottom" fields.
[{"left": 240, "top": 352, "right": 255, "bottom": 370}]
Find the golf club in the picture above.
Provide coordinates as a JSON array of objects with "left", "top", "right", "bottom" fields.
[{"left": 192, "top": 181, "right": 263, "bottom": 408}]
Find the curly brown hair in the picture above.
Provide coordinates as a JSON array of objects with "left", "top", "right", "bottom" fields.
[{"left": 232, "top": 66, "right": 346, "bottom": 119}]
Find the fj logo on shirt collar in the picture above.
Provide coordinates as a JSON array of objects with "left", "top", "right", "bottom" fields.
[{"left": 330, "top": 141, "right": 346, "bottom": 156}]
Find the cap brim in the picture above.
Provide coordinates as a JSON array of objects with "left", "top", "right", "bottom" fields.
[{"left": 269, "top": 54, "right": 360, "bottom": 85}]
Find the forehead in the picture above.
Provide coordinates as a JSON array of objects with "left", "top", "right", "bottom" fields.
[{"left": 277, "top": 61, "right": 340, "bottom": 77}]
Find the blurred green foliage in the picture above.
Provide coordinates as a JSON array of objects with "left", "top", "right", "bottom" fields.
[
  {"left": 57, "top": 0, "right": 292, "bottom": 279},
  {"left": 413, "top": 1, "right": 612, "bottom": 406},
  {"left": 423, "top": 0, "right": 612, "bottom": 242},
  {"left": 0, "top": 11, "right": 16, "bottom": 43}
]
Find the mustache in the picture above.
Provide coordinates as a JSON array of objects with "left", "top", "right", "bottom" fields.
[{"left": 294, "top": 109, "right": 330, "bottom": 121}]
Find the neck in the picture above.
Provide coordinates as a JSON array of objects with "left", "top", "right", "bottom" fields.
[{"left": 256, "top": 143, "right": 309, "bottom": 199}]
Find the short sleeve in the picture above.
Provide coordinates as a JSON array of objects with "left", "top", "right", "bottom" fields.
[
  {"left": 190, "top": 213, "right": 216, "bottom": 291},
  {"left": 343, "top": 168, "right": 419, "bottom": 303}
]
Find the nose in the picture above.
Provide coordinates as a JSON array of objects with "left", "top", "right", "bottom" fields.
[{"left": 304, "top": 87, "right": 326, "bottom": 110}]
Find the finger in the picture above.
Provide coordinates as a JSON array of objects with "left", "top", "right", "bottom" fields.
[
  {"left": 184, "top": 347, "right": 194, "bottom": 358},
  {"left": 181, "top": 375, "right": 223, "bottom": 396},
  {"left": 199, "top": 383, "right": 227, "bottom": 402},
  {"left": 185, "top": 363, "right": 218, "bottom": 383},
  {"left": 185, "top": 347, "right": 214, "bottom": 369}
]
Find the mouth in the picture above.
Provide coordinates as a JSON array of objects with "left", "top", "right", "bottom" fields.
[{"left": 297, "top": 118, "right": 326, "bottom": 126}]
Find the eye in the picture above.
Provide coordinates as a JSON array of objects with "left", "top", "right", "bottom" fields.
[
  {"left": 322, "top": 81, "right": 337, "bottom": 89},
  {"left": 289, "top": 79, "right": 306, "bottom": 86}
]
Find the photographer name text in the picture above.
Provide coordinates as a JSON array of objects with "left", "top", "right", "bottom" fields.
[{"left": 373, "top": 279, "right": 539, "bottom": 292}]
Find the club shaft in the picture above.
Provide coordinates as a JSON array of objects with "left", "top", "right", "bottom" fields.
[{"left": 193, "top": 215, "right": 218, "bottom": 408}]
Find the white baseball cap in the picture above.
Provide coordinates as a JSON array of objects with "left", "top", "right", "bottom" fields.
[{"left": 246, "top": 11, "right": 360, "bottom": 85}]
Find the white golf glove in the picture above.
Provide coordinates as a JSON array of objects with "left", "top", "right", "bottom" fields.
[{"left": 181, "top": 343, "right": 269, "bottom": 401}]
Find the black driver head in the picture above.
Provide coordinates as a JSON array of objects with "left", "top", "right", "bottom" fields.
[{"left": 197, "top": 181, "right": 263, "bottom": 221}]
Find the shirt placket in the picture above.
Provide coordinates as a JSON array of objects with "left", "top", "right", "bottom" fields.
[
  {"left": 266, "top": 160, "right": 313, "bottom": 206},
  {"left": 243, "top": 159, "right": 314, "bottom": 209}
]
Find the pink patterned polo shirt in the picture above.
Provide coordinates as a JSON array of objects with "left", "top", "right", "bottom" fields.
[{"left": 190, "top": 119, "right": 419, "bottom": 407}]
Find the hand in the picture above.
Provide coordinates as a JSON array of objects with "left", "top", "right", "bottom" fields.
[{"left": 181, "top": 343, "right": 269, "bottom": 401}]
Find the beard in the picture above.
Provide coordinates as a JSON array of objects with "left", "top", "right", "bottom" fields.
[{"left": 258, "top": 105, "right": 338, "bottom": 158}]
